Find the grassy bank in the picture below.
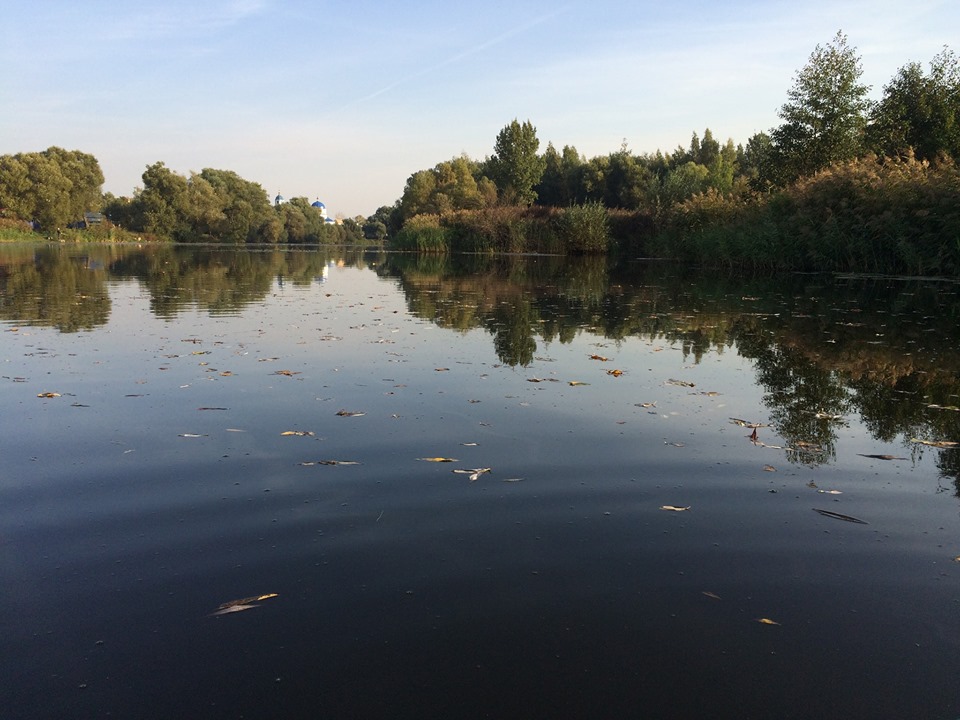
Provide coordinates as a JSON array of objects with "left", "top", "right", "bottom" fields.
[
  {"left": 0, "top": 218, "right": 165, "bottom": 244},
  {"left": 391, "top": 203, "right": 614, "bottom": 254},
  {"left": 653, "top": 154, "right": 960, "bottom": 274}
]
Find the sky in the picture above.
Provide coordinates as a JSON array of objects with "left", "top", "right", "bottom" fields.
[{"left": 2, "top": 0, "right": 958, "bottom": 219}]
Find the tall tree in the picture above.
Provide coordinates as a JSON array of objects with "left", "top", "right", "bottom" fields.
[
  {"left": 0, "top": 147, "right": 103, "bottom": 229},
  {"left": 489, "top": 119, "right": 546, "bottom": 205},
  {"left": 867, "top": 47, "right": 960, "bottom": 161},
  {"left": 770, "top": 31, "right": 872, "bottom": 184}
]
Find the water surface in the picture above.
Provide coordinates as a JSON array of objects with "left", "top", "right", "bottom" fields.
[{"left": 2, "top": 244, "right": 959, "bottom": 719}]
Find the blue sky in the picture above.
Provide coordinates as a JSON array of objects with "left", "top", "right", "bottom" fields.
[{"left": 2, "top": 0, "right": 957, "bottom": 218}]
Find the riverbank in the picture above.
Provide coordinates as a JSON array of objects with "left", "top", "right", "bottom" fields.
[{"left": 388, "top": 154, "right": 960, "bottom": 276}]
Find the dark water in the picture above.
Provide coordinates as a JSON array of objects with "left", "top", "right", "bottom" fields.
[{"left": 2, "top": 244, "right": 960, "bottom": 719}]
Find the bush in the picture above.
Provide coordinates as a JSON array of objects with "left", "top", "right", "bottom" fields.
[{"left": 556, "top": 202, "right": 610, "bottom": 254}]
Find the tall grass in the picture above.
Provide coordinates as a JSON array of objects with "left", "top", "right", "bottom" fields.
[{"left": 654, "top": 154, "right": 960, "bottom": 275}]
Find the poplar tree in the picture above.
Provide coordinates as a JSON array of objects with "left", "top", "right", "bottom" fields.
[{"left": 769, "top": 31, "right": 871, "bottom": 184}]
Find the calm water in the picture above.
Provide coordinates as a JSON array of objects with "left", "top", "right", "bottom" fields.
[{"left": 2, "top": 244, "right": 960, "bottom": 719}]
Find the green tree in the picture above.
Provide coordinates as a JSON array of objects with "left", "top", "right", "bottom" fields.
[
  {"left": 0, "top": 147, "right": 103, "bottom": 230},
  {"left": 867, "top": 47, "right": 960, "bottom": 161},
  {"left": 769, "top": 31, "right": 872, "bottom": 184},
  {"left": 488, "top": 119, "right": 546, "bottom": 205}
]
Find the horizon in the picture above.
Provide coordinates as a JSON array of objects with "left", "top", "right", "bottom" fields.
[{"left": 2, "top": 0, "right": 957, "bottom": 218}]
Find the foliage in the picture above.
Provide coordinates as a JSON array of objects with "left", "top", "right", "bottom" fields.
[
  {"left": 768, "top": 31, "right": 872, "bottom": 185},
  {"left": 654, "top": 154, "right": 960, "bottom": 274},
  {"left": 868, "top": 47, "right": 960, "bottom": 161},
  {"left": 555, "top": 202, "right": 610, "bottom": 254},
  {"left": 0, "top": 147, "right": 104, "bottom": 230},
  {"left": 488, "top": 119, "right": 546, "bottom": 205}
]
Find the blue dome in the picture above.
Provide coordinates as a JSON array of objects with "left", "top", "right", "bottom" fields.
[{"left": 311, "top": 200, "right": 325, "bottom": 208}]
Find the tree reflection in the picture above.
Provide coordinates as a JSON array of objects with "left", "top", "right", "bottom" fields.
[{"left": 380, "top": 254, "right": 960, "bottom": 485}]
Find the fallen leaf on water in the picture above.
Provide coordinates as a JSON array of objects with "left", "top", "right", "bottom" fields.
[
  {"left": 858, "top": 453, "right": 906, "bottom": 461},
  {"left": 419, "top": 457, "right": 458, "bottom": 462},
  {"left": 695, "top": 391, "right": 721, "bottom": 396},
  {"left": 219, "top": 371, "right": 233, "bottom": 377},
  {"left": 755, "top": 618, "right": 780, "bottom": 626},
  {"left": 198, "top": 407, "right": 229, "bottom": 411},
  {"left": 817, "top": 489, "right": 843, "bottom": 495},
  {"left": 606, "top": 369, "right": 624, "bottom": 377},
  {"left": 336, "top": 410, "right": 365, "bottom": 417},
  {"left": 702, "top": 591, "right": 722, "bottom": 600},
  {"left": 589, "top": 354, "right": 609, "bottom": 361},
  {"left": 434, "top": 368, "right": 450, "bottom": 372},
  {"left": 814, "top": 411, "right": 843, "bottom": 420},
  {"left": 635, "top": 402, "right": 656, "bottom": 408},
  {"left": 927, "top": 404, "right": 960, "bottom": 412},
  {"left": 813, "top": 508, "right": 868, "bottom": 524},
  {"left": 300, "top": 460, "right": 360, "bottom": 466},
  {"left": 666, "top": 379, "right": 695, "bottom": 388},
  {"left": 729, "top": 417, "right": 768, "bottom": 428},
  {"left": 910, "top": 438, "right": 959, "bottom": 449},
  {"left": 209, "top": 593, "right": 278, "bottom": 617},
  {"left": 274, "top": 370, "right": 300, "bottom": 376},
  {"left": 568, "top": 381, "right": 590, "bottom": 386},
  {"left": 281, "top": 430, "right": 315, "bottom": 436},
  {"left": 460, "top": 442, "right": 479, "bottom": 446},
  {"left": 660, "top": 505, "right": 690, "bottom": 512},
  {"left": 178, "top": 433, "right": 207, "bottom": 438},
  {"left": 37, "top": 392, "right": 61, "bottom": 398},
  {"left": 453, "top": 467, "right": 492, "bottom": 481},
  {"left": 763, "top": 465, "right": 777, "bottom": 472},
  {"left": 953, "top": 555, "right": 960, "bottom": 563},
  {"left": 527, "top": 377, "right": 546, "bottom": 383}
]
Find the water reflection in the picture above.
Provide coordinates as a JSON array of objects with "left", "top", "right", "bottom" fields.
[{"left": 2, "top": 244, "right": 958, "bottom": 485}]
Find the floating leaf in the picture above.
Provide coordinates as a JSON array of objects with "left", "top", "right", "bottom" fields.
[
  {"left": 606, "top": 369, "right": 624, "bottom": 377},
  {"left": 817, "top": 489, "right": 843, "bottom": 495},
  {"left": 460, "top": 442, "right": 479, "bottom": 446},
  {"left": 419, "top": 457, "right": 458, "bottom": 462},
  {"left": 589, "top": 354, "right": 609, "bottom": 361},
  {"left": 300, "top": 459, "right": 359, "bottom": 466},
  {"left": 635, "top": 402, "right": 656, "bottom": 408},
  {"left": 763, "top": 465, "right": 777, "bottom": 472},
  {"left": 814, "top": 411, "right": 843, "bottom": 420},
  {"left": 281, "top": 430, "right": 314, "bottom": 436},
  {"left": 755, "top": 618, "right": 780, "bottom": 626},
  {"left": 198, "top": 407, "right": 228, "bottom": 411},
  {"left": 178, "top": 433, "right": 207, "bottom": 438},
  {"left": 209, "top": 593, "right": 278, "bottom": 617},
  {"left": 910, "top": 438, "right": 959, "bottom": 449},
  {"left": 274, "top": 370, "right": 300, "bottom": 376},
  {"left": 568, "top": 381, "right": 590, "bottom": 386},
  {"left": 660, "top": 505, "right": 690, "bottom": 512},
  {"left": 453, "top": 467, "right": 491, "bottom": 482},
  {"left": 434, "top": 368, "right": 450, "bottom": 372},
  {"left": 729, "top": 417, "right": 768, "bottom": 428},
  {"left": 336, "top": 410, "right": 365, "bottom": 417},
  {"left": 813, "top": 508, "right": 868, "bottom": 524},
  {"left": 666, "top": 379, "right": 695, "bottom": 388},
  {"left": 702, "top": 591, "right": 722, "bottom": 600},
  {"left": 857, "top": 453, "right": 906, "bottom": 461},
  {"left": 37, "top": 392, "right": 61, "bottom": 398},
  {"left": 927, "top": 404, "right": 960, "bottom": 412}
]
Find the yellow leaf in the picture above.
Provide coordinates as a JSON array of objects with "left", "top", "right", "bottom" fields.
[
  {"left": 37, "top": 392, "right": 61, "bottom": 398},
  {"left": 281, "top": 430, "right": 314, "bottom": 436},
  {"left": 660, "top": 505, "right": 690, "bottom": 512},
  {"left": 419, "top": 457, "right": 458, "bottom": 462},
  {"left": 756, "top": 618, "right": 780, "bottom": 625},
  {"left": 568, "top": 381, "right": 590, "bottom": 386}
]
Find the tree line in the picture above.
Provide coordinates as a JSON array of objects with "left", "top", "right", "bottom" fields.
[
  {"left": 0, "top": 156, "right": 366, "bottom": 244},
  {"left": 2, "top": 31, "right": 958, "bottom": 261},
  {"left": 379, "top": 32, "right": 960, "bottom": 271}
]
